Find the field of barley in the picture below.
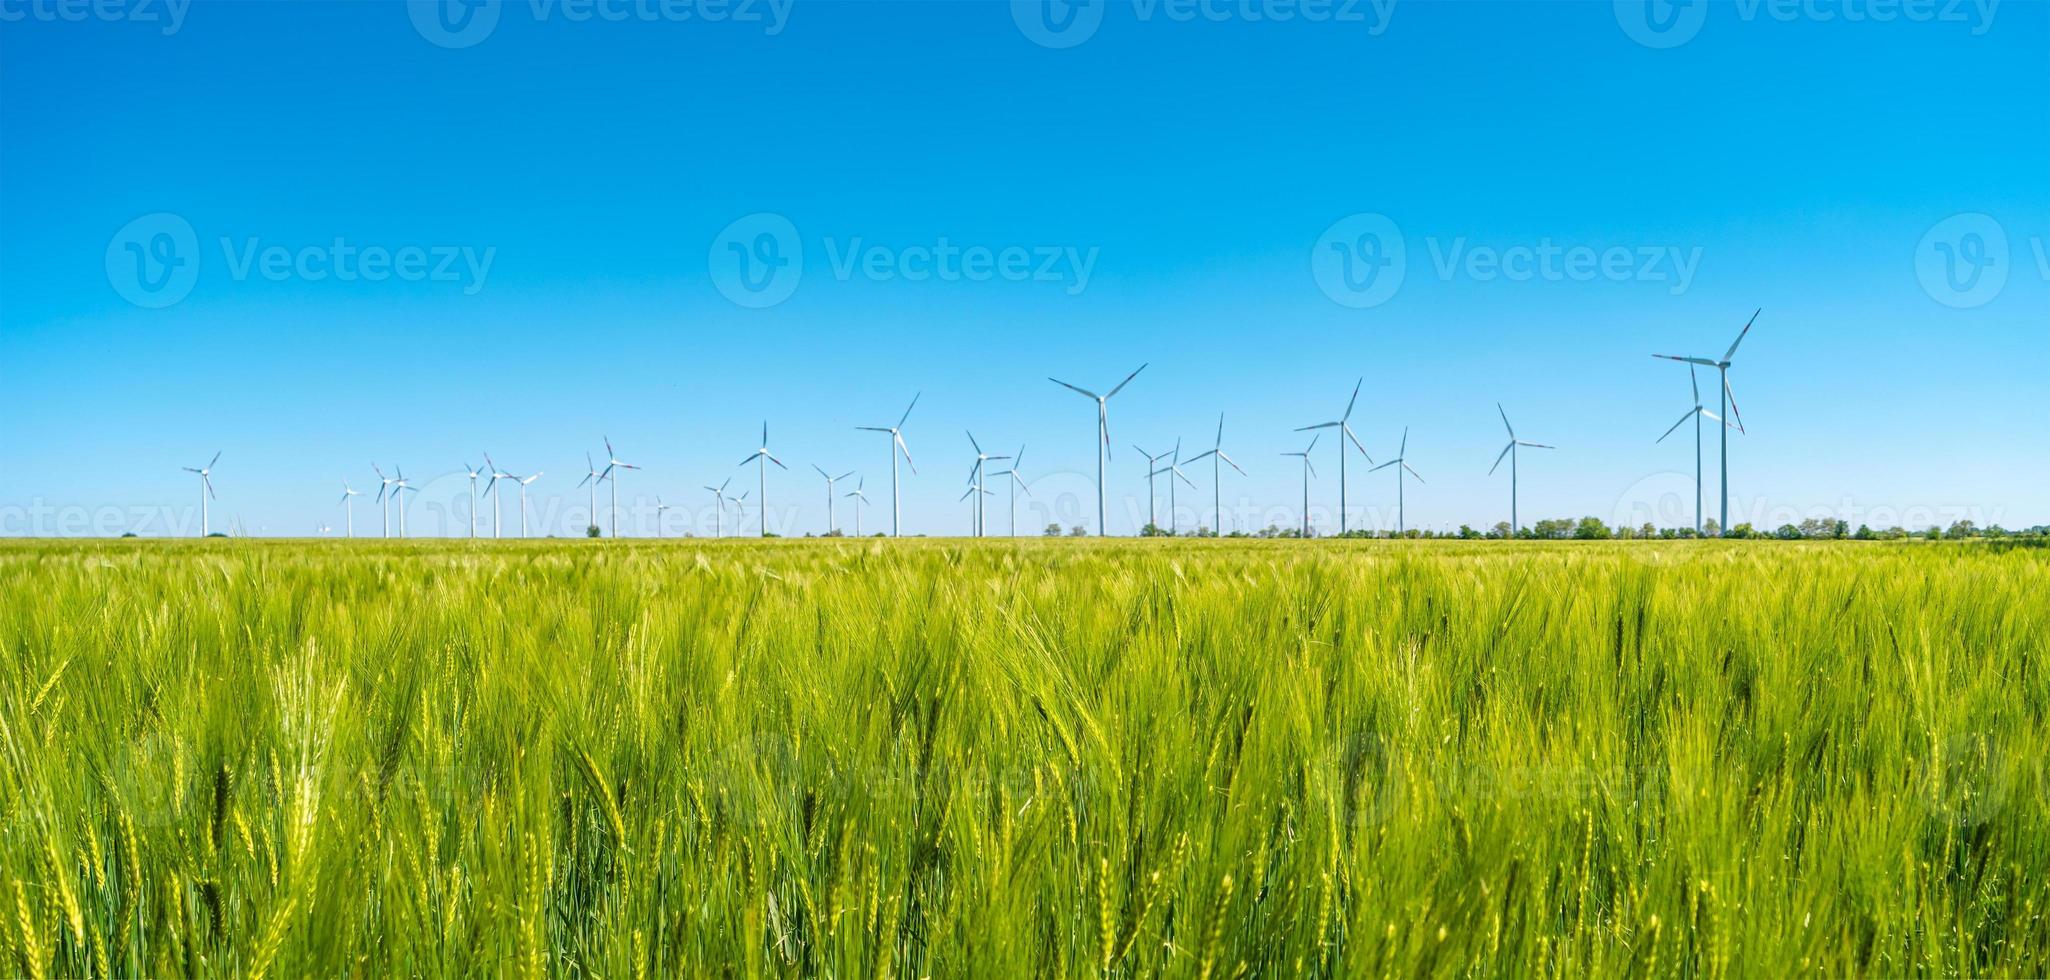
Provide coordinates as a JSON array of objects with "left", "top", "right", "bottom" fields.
[{"left": 0, "top": 538, "right": 2045, "bottom": 978}]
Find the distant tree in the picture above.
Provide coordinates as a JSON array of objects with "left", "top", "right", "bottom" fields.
[
  {"left": 1639, "top": 522, "right": 1656, "bottom": 539},
  {"left": 1853, "top": 524, "right": 1874, "bottom": 540},
  {"left": 1948, "top": 519, "right": 1979, "bottom": 539},
  {"left": 1140, "top": 523, "right": 1169, "bottom": 537},
  {"left": 586, "top": 525, "right": 601, "bottom": 538},
  {"left": 1774, "top": 524, "right": 1803, "bottom": 540},
  {"left": 1727, "top": 523, "right": 1757, "bottom": 539},
  {"left": 1702, "top": 518, "right": 1720, "bottom": 536},
  {"left": 1573, "top": 517, "right": 1611, "bottom": 540},
  {"left": 1068, "top": 525, "right": 1087, "bottom": 537},
  {"left": 1043, "top": 523, "right": 1062, "bottom": 537}
]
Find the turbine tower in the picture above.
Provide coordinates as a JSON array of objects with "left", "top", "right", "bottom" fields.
[
  {"left": 1655, "top": 309, "right": 1759, "bottom": 536},
  {"left": 577, "top": 453, "right": 607, "bottom": 535},
  {"left": 1049, "top": 363, "right": 1146, "bottom": 536},
  {"left": 701, "top": 478, "right": 731, "bottom": 538},
  {"left": 1368, "top": 428, "right": 1425, "bottom": 535},
  {"left": 654, "top": 497, "right": 671, "bottom": 538},
  {"left": 1296, "top": 379, "right": 1374, "bottom": 535},
  {"left": 463, "top": 462, "right": 484, "bottom": 538},
  {"left": 737, "top": 423, "right": 786, "bottom": 537},
  {"left": 1184, "top": 413, "right": 1246, "bottom": 536},
  {"left": 1149, "top": 439, "right": 1197, "bottom": 536},
  {"left": 844, "top": 478, "right": 870, "bottom": 536},
  {"left": 1282, "top": 434, "right": 1320, "bottom": 538},
  {"left": 964, "top": 432, "right": 1010, "bottom": 537},
  {"left": 182, "top": 452, "right": 220, "bottom": 537},
  {"left": 856, "top": 393, "right": 919, "bottom": 537},
  {"left": 811, "top": 465, "right": 855, "bottom": 534},
  {"left": 1489, "top": 405, "right": 1554, "bottom": 535},
  {"left": 1134, "top": 444, "right": 1171, "bottom": 532},
  {"left": 600, "top": 437, "right": 638, "bottom": 539},
  {"left": 991, "top": 447, "right": 1030, "bottom": 537},
  {"left": 389, "top": 468, "right": 416, "bottom": 537},
  {"left": 483, "top": 454, "right": 513, "bottom": 539},
  {"left": 514, "top": 471, "right": 542, "bottom": 537},
  {"left": 338, "top": 482, "right": 364, "bottom": 539}
]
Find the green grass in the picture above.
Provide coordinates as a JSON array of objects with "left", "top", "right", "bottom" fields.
[{"left": 0, "top": 538, "right": 2045, "bottom": 977}]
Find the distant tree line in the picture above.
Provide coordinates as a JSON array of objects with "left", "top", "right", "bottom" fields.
[{"left": 1102, "top": 518, "right": 2050, "bottom": 542}]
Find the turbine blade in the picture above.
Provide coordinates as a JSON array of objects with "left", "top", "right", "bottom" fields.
[
  {"left": 1186, "top": 449, "right": 1217, "bottom": 463},
  {"left": 1724, "top": 308, "right": 1760, "bottom": 361},
  {"left": 1342, "top": 378, "right": 1362, "bottom": 421},
  {"left": 813, "top": 463, "right": 830, "bottom": 479},
  {"left": 1369, "top": 459, "right": 1398, "bottom": 472},
  {"left": 896, "top": 433, "right": 917, "bottom": 473},
  {"left": 604, "top": 436, "right": 615, "bottom": 458},
  {"left": 1344, "top": 423, "right": 1375, "bottom": 465},
  {"left": 856, "top": 426, "right": 891, "bottom": 433},
  {"left": 1296, "top": 421, "right": 1339, "bottom": 432},
  {"left": 1305, "top": 458, "right": 1318, "bottom": 479},
  {"left": 1305, "top": 433, "right": 1320, "bottom": 453},
  {"left": 966, "top": 430, "right": 982, "bottom": 455},
  {"left": 896, "top": 392, "right": 922, "bottom": 428},
  {"left": 1399, "top": 427, "right": 1408, "bottom": 457},
  {"left": 837, "top": 470, "right": 854, "bottom": 481},
  {"left": 1219, "top": 452, "right": 1245, "bottom": 476},
  {"left": 1655, "top": 354, "right": 1720, "bottom": 367},
  {"left": 1688, "top": 364, "right": 1700, "bottom": 402},
  {"left": 1214, "top": 412, "right": 1225, "bottom": 448},
  {"left": 1049, "top": 378, "right": 1098, "bottom": 399},
  {"left": 208, "top": 451, "right": 221, "bottom": 469},
  {"left": 1723, "top": 377, "right": 1746, "bottom": 433},
  {"left": 1489, "top": 442, "right": 1514, "bottom": 475},
  {"left": 1404, "top": 463, "right": 1423, "bottom": 483},
  {"left": 1106, "top": 363, "right": 1147, "bottom": 398},
  {"left": 1519, "top": 442, "right": 1556, "bottom": 450},
  {"left": 1656, "top": 409, "right": 1694, "bottom": 444},
  {"left": 766, "top": 452, "right": 787, "bottom": 469},
  {"left": 1497, "top": 403, "right": 1514, "bottom": 438}
]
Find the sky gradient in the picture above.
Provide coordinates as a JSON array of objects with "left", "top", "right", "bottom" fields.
[{"left": 3, "top": 0, "right": 2045, "bottom": 537}]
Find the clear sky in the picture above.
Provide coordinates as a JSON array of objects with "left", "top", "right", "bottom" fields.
[{"left": 3, "top": 0, "right": 2045, "bottom": 538}]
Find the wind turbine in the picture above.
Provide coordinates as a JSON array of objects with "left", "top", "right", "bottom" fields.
[
  {"left": 1184, "top": 413, "right": 1246, "bottom": 536},
  {"left": 1489, "top": 405, "right": 1554, "bottom": 536},
  {"left": 654, "top": 497, "right": 671, "bottom": 538},
  {"left": 855, "top": 393, "right": 919, "bottom": 537},
  {"left": 1368, "top": 428, "right": 1425, "bottom": 535},
  {"left": 1655, "top": 309, "right": 1759, "bottom": 536},
  {"left": 463, "top": 462, "right": 484, "bottom": 538},
  {"left": 515, "top": 471, "right": 543, "bottom": 537},
  {"left": 844, "top": 478, "right": 870, "bottom": 536},
  {"left": 182, "top": 452, "right": 220, "bottom": 537},
  {"left": 1149, "top": 439, "right": 1197, "bottom": 536},
  {"left": 389, "top": 468, "right": 418, "bottom": 537},
  {"left": 1049, "top": 363, "right": 1146, "bottom": 536},
  {"left": 701, "top": 478, "right": 731, "bottom": 538},
  {"left": 1656, "top": 364, "right": 1742, "bottom": 536},
  {"left": 959, "top": 483, "right": 995, "bottom": 534},
  {"left": 577, "top": 452, "right": 608, "bottom": 535},
  {"left": 812, "top": 465, "right": 855, "bottom": 535},
  {"left": 964, "top": 432, "right": 1011, "bottom": 537},
  {"left": 726, "top": 489, "right": 751, "bottom": 532},
  {"left": 482, "top": 454, "right": 511, "bottom": 539},
  {"left": 1134, "top": 444, "right": 1172, "bottom": 532},
  {"left": 600, "top": 437, "right": 638, "bottom": 539},
  {"left": 737, "top": 423, "right": 786, "bottom": 537},
  {"left": 1296, "top": 379, "right": 1374, "bottom": 535},
  {"left": 1282, "top": 434, "right": 1319, "bottom": 538},
  {"left": 372, "top": 464, "right": 399, "bottom": 538},
  {"left": 991, "top": 446, "right": 1030, "bottom": 537},
  {"left": 338, "top": 482, "right": 364, "bottom": 539}
]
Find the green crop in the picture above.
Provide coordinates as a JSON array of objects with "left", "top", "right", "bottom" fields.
[{"left": 0, "top": 538, "right": 2044, "bottom": 977}]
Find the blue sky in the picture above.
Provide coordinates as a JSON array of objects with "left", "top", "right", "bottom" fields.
[{"left": 2, "top": 0, "right": 2044, "bottom": 537}]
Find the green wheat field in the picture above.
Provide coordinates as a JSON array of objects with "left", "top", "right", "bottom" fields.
[{"left": 0, "top": 538, "right": 2045, "bottom": 977}]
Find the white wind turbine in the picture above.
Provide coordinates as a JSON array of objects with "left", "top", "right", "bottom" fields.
[
  {"left": 338, "top": 482, "right": 364, "bottom": 539},
  {"left": 654, "top": 497, "right": 671, "bottom": 538},
  {"left": 1149, "top": 439, "right": 1197, "bottom": 535},
  {"left": 600, "top": 437, "right": 638, "bottom": 539},
  {"left": 991, "top": 446, "right": 1030, "bottom": 537},
  {"left": 726, "top": 489, "right": 751, "bottom": 532},
  {"left": 372, "top": 464, "right": 399, "bottom": 538},
  {"left": 577, "top": 452, "right": 608, "bottom": 535},
  {"left": 1050, "top": 363, "right": 1146, "bottom": 536},
  {"left": 1368, "top": 428, "right": 1425, "bottom": 535},
  {"left": 845, "top": 478, "right": 870, "bottom": 536},
  {"left": 482, "top": 454, "right": 511, "bottom": 539},
  {"left": 515, "top": 470, "right": 543, "bottom": 537},
  {"left": 737, "top": 423, "right": 786, "bottom": 537},
  {"left": 1296, "top": 379, "right": 1374, "bottom": 535},
  {"left": 182, "top": 452, "right": 221, "bottom": 537},
  {"left": 964, "top": 432, "right": 1011, "bottom": 537},
  {"left": 958, "top": 483, "right": 994, "bottom": 534},
  {"left": 389, "top": 468, "right": 416, "bottom": 537},
  {"left": 1184, "top": 413, "right": 1246, "bottom": 536},
  {"left": 1134, "top": 444, "right": 1172, "bottom": 532},
  {"left": 1489, "top": 404, "right": 1554, "bottom": 536},
  {"left": 1656, "top": 364, "right": 1742, "bottom": 536},
  {"left": 855, "top": 393, "right": 919, "bottom": 537},
  {"left": 1655, "top": 309, "right": 1759, "bottom": 536},
  {"left": 701, "top": 478, "right": 731, "bottom": 538},
  {"left": 1282, "top": 434, "right": 1320, "bottom": 538},
  {"left": 811, "top": 465, "right": 856, "bottom": 535},
  {"left": 463, "top": 462, "right": 484, "bottom": 538}
]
